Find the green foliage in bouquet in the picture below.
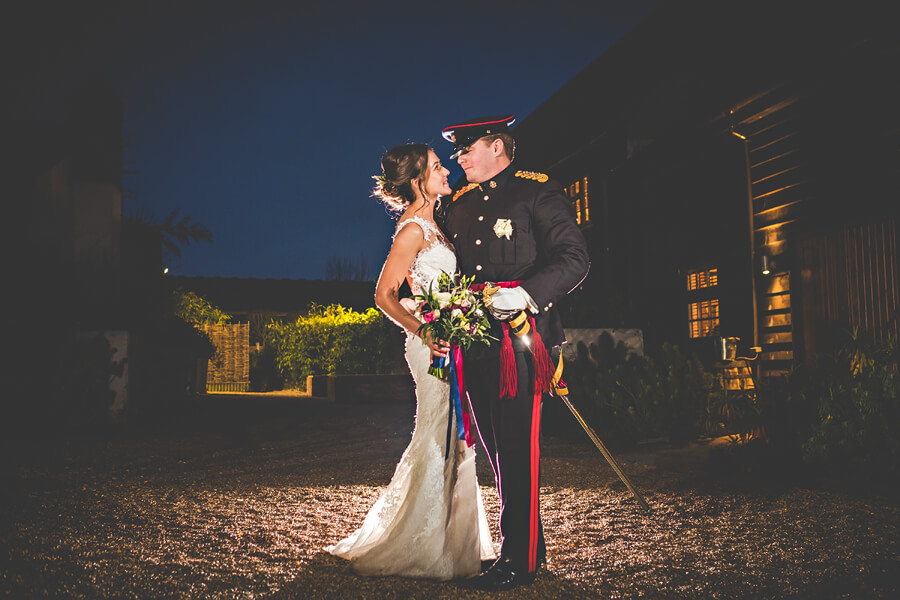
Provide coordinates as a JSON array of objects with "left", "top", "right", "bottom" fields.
[
  {"left": 413, "top": 272, "right": 494, "bottom": 352},
  {"left": 412, "top": 272, "right": 494, "bottom": 379}
]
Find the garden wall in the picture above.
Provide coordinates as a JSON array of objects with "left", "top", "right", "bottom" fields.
[{"left": 307, "top": 374, "right": 415, "bottom": 405}]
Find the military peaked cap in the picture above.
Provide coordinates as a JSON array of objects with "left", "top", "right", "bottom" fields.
[{"left": 442, "top": 115, "right": 515, "bottom": 158}]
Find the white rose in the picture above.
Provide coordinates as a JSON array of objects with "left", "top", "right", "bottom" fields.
[
  {"left": 451, "top": 308, "right": 463, "bottom": 319},
  {"left": 493, "top": 218, "right": 513, "bottom": 240},
  {"left": 434, "top": 292, "right": 452, "bottom": 308}
]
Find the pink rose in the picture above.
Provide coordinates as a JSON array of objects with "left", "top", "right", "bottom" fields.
[{"left": 422, "top": 312, "right": 436, "bottom": 323}]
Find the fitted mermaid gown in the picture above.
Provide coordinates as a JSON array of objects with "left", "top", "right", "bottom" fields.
[{"left": 326, "top": 216, "right": 496, "bottom": 580}]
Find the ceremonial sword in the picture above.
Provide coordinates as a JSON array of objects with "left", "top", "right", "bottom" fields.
[
  {"left": 481, "top": 292, "right": 652, "bottom": 512},
  {"left": 551, "top": 356, "right": 652, "bottom": 512}
]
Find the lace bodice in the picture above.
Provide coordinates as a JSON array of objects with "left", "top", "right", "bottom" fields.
[{"left": 395, "top": 216, "right": 456, "bottom": 295}]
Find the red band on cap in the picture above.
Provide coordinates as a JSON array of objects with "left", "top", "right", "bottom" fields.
[{"left": 441, "top": 116, "right": 514, "bottom": 134}]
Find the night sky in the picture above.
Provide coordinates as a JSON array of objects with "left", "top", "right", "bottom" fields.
[{"left": 17, "top": 0, "right": 660, "bottom": 280}]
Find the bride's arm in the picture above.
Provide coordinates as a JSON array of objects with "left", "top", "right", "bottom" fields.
[{"left": 375, "top": 225, "right": 449, "bottom": 358}]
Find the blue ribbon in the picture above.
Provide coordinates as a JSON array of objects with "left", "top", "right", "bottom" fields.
[{"left": 434, "top": 353, "right": 466, "bottom": 460}]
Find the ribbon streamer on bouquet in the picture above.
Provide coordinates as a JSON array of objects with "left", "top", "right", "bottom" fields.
[{"left": 437, "top": 346, "right": 474, "bottom": 460}]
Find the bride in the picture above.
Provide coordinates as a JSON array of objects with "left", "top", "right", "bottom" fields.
[{"left": 326, "top": 143, "right": 496, "bottom": 579}]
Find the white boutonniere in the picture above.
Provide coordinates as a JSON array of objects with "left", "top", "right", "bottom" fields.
[{"left": 493, "top": 218, "right": 513, "bottom": 240}]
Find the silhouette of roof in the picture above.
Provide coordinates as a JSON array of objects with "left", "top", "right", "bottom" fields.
[
  {"left": 513, "top": 0, "right": 881, "bottom": 167},
  {"left": 166, "top": 276, "right": 376, "bottom": 316}
]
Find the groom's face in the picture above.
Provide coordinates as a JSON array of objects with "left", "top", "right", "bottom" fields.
[{"left": 456, "top": 138, "right": 497, "bottom": 185}]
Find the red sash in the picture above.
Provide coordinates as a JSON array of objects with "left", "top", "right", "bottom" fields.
[{"left": 470, "top": 281, "right": 554, "bottom": 399}]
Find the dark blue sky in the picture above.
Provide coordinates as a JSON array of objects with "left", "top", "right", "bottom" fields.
[{"left": 24, "top": 0, "right": 660, "bottom": 280}]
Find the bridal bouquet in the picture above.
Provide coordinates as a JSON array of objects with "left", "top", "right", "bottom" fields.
[{"left": 413, "top": 272, "right": 494, "bottom": 379}]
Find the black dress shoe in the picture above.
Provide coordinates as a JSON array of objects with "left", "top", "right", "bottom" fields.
[
  {"left": 480, "top": 558, "right": 498, "bottom": 573},
  {"left": 470, "top": 556, "right": 536, "bottom": 591}
]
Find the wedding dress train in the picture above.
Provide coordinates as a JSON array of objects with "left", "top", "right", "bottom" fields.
[{"left": 326, "top": 217, "right": 495, "bottom": 580}]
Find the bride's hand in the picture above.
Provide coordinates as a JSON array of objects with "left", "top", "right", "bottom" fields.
[{"left": 421, "top": 329, "right": 450, "bottom": 358}]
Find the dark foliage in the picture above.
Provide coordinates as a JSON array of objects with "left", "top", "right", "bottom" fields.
[
  {"left": 546, "top": 333, "right": 714, "bottom": 447},
  {"left": 710, "top": 329, "right": 899, "bottom": 493}
]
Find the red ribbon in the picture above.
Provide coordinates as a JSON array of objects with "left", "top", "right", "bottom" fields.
[
  {"left": 470, "top": 281, "right": 554, "bottom": 399},
  {"left": 452, "top": 345, "right": 475, "bottom": 447}
]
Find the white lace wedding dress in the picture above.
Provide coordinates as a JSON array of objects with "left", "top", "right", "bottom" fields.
[{"left": 326, "top": 217, "right": 496, "bottom": 579}]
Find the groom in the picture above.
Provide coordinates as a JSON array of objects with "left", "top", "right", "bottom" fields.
[{"left": 440, "top": 115, "right": 589, "bottom": 590}]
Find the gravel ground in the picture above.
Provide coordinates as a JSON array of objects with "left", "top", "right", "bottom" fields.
[{"left": 1, "top": 395, "right": 898, "bottom": 599}]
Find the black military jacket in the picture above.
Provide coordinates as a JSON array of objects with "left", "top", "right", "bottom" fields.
[{"left": 442, "top": 162, "right": 590, "bottom": 349}]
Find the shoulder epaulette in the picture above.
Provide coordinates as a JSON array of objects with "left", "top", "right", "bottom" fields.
[
  {"left": 452, "top": 182, "right": 481, "bottom": 202},
  {"left": 515, "top": 170, "right": 549, "bottom": 183}
]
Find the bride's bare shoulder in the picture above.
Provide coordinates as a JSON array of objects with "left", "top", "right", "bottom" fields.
[
  {"left": 395, "top": 214, "right": 437, "bottom": 239},
  {"left": 391, "top": 218, "right": 427, "bottom": 255}
]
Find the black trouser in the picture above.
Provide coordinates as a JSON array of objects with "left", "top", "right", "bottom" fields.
[{"left": 466, "top": 346, "right": 546, "bottom": 573}]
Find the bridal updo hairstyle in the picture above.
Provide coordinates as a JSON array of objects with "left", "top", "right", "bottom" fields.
[{"left": 373, "top": 143, "right": 431, "bottom": 212}]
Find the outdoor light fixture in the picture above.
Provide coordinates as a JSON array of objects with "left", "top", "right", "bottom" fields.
[
  {"left": 717, "top": 337, "right": 762, "bottom": 364},
  {"left": 760, "top": 255, "right": 771, "bottom": 275},
  {"left": 729, "top": 109, "right": 747, "bottom": 140},
  {"left": 163, "top": 267, "right": 169, "bottom": 274},
  {"left": 717, "top": 336, "right": 740, "bottom": 362}
]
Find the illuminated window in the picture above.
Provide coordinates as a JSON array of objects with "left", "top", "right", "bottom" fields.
[
  {"left": 686, "top": 268, "right": 719, "bottom": 338},
  {"left": 565, "top": 176, "right": 590, "bottom": 225},
  {"left": 686, "top": 268, "right": 718, "bottom": 291},
  {"left": 688, "top": 299, "right": 719, "bottom": 338}
]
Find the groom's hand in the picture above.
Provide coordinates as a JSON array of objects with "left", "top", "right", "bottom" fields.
[{"left": 484, "top": 286, "right": 538, "bottom": 321}]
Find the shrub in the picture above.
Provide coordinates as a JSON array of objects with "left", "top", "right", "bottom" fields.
[
  {"left": 266, "top": 304, "right": 405, "bottom": 387},
  {"left": 125, "top": 315, "right": 214, "bottom": 425},
  {"left": 171, "top": 288, "right": 231, "bottom": 325},
  {"left": 552, "top": 333, "right": 714, "bottom": 446},
  {"left": 250, "top": 342, "right": 284, "bottom": 392},
  {"left": 708, "top": 329, "right": 899, "bottom": 487},
  {"left": 798, "top": 329, "right": 899, "bottom": 479}
]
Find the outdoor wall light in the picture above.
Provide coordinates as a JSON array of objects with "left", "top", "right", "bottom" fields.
[
  {"left": 717, "top": 336, "right": 740, "bottom": 362},
  {"left": 728, "top": 109, "right": 747, "bottom": 140},
  {"left": 717, "top": 337, "right": 762, "bottom": 363},
  {"left": 760, "top": 255, "right": 771, "bottom": 276}
]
